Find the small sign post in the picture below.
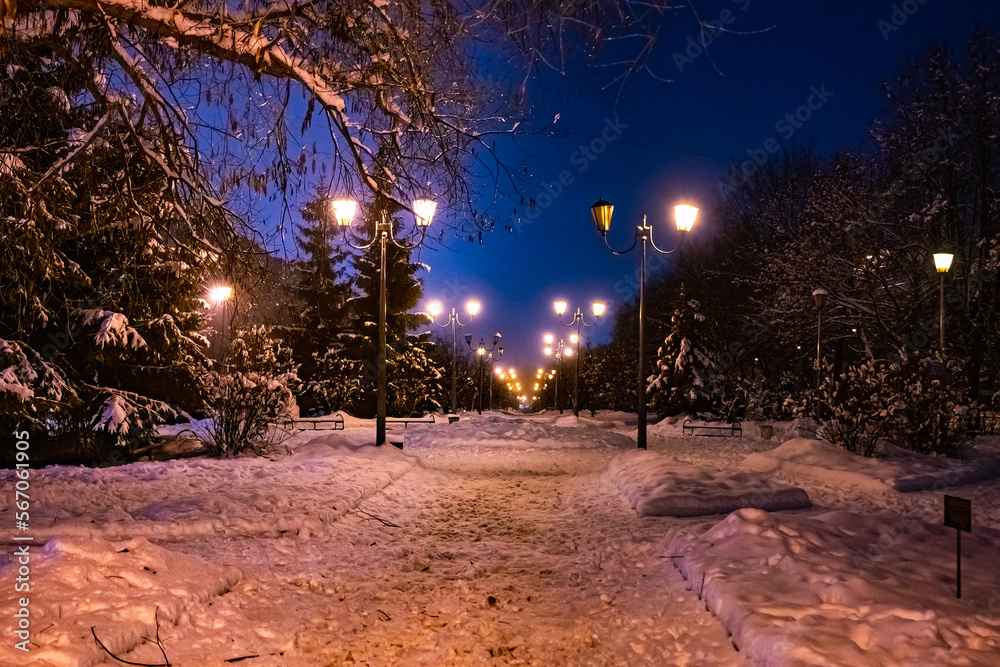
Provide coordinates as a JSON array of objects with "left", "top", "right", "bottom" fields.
[{"left": 944, "top": 495, "right": 971, "bottom": 599}]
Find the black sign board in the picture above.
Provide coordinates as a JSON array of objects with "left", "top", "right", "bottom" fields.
[{"left": 944, "top": 495, "right": 971, "bottom": 532}]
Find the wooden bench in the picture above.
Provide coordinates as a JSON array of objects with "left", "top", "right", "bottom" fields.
[
  {"left": 277, "top": 414, "right": 345, "bottom": 431},
  {"left": 386, "top": 416, "right": 436, "bottom": 429},
  {"left": 682, "top": 419, "right": 742, "bottom": 438}
]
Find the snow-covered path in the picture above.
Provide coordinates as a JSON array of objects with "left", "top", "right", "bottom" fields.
[{"left": 187, "top": 446, "right": 746, "bottom": 666}]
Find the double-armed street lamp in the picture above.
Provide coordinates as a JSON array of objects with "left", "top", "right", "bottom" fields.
[
  {"left": 590, "top": 199, "right": 698, "bottom": 449},
  {"left": 554, "top": 301, "right": 605, "bottom": 417},
  {"left": 330, "top": 196, "right": 437, "bottom": 446},
  {"left": 543, "top": 333, "right": 573, "bottom": 413},
  {"left": 465, "top": 332, "right": 502, "bottom": 414},
  {"left": 428, "top": 300, "right": 480, "bottom": 414}
]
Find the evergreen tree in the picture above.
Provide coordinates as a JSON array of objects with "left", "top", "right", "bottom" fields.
[
  {"left": 647, "top": 285, "right": 717, "bottom": 417},
  {"left": 291, "top": 188, "right": 356, "bottom": 413},
  {"left": 1, "top": 46, "right": 228, "bottom": 462}
]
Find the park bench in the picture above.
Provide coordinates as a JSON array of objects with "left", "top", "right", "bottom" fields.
[
  {"left": 682, "top": 419, "right": 742, "bottom": 438},
  {"left": 277, "top": 414, "right": 345, "bottom": 431},
  {"left": 385, "top": 414, "right": 460, "bottom": 429}
]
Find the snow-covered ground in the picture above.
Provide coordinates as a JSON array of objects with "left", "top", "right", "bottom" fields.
[{"left": 2, "top": 412, "right": 999, "bottom": 666}]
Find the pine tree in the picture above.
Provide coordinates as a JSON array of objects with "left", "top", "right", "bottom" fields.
[
  {"left": 1, "top": 43, "right": 227, "bottom": 463},
  {"left": 291, "top": 188, "right": 356, "bottom": 413},
  {"left": 647, "top": 285, "right": 717, "bottom": 418}
]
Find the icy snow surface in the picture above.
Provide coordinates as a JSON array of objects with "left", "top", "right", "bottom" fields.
[
  {"left": 669, "top": 508, "right": 1000, "bottom": 666},
  {"left": 3, "top": 413, "right": 1000, "bottom": 666},
  {"left": 609, "top": 450, "right": 811, "bottom": 517},
  {"left": 744, "top": 437, "right": 1000, "bottom": 492}
]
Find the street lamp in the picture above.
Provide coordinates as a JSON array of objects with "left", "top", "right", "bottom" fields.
[
  {"left": 208, "top": 284, "right": 233, "bottom": 368},
  {"left": 554, "top": 301, "right": 604, "bottom": 417},
  {"left": 934, "top": 252, "right": 953, "bottom": 355},
  {"left": 812, "top": 288, "right": 828, "bottom": 389},
  {"left": 465, "top": 332, "right": 501, "bottom": 414},
  {"left": 333, "top": 196, "right": 437, "bottom": 446},
  {"left": 428, "top": 300, "right": 480, "bottom": 414},
  {"left": 543, "top": 335, "right": 571, "bottom": 412},
  {"left": 590, "top": 199, "right": 697, "bottom": 449}
]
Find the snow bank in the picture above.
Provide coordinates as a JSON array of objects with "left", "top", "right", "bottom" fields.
[
  {"left": 0, "top": 537, "right": 253, "bottom": 667},
  {"left": 0, "top": 432, "right": 414, "bottom": 543},
  {"left": 668, "top": 508, "right": 1000, "bottom": 666},
  {"left": 743, "top": 438, "right": 1000, "bottom": 493},
  {"left": 404, "top": 413, "right": 635, "bottom": 450},
  {"left": 609, "top": 450, "right": 811, "bottom": 517}
]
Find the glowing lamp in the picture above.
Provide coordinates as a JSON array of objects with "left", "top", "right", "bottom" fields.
[
  {"left": 544, "top": 347, "right": 553, "bottom": 356},
  {"left": 330, "top": 199, "right": 357, "bottom": 227},
  {"left": 209, "top": 285, "right": 232, "bottom": 303},
  {"left": 427, "top": 301, "right": 443, "bottom": 317},
  {"left": 477, "top": 346, "right": 485, "bottom": 356},
  {"left": 674, "top": 204, "right": 698, "bottom": 232},
  {"left": 554, "top": 300, "right": 568, "bottom": 315},
  {"left": 934, "top": 253, "right": 953, "bottom": 273},
  {"left": 593, "top": 302, "right": 605, "bottom": 317},
  {"left": 466, "top": 301, "right": 480, "bottom": 316},
  {"left": 570, "top": 334, "right": 579, "bottom": 344},
  {"left": 412, "top": 198, "right": 437, "bottom": 227},
  {"left": 543, "top": 334, "right": 554, "bottom": 345}
]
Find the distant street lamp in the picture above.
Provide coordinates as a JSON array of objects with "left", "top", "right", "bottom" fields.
[
  {"left": 428, "top": 300, "right": 480, "bottom": 413},
  {"left": 812, "top": 288, "right": 828, "bottom": 389},
  {"left": 465, "top": 332, "right": 501, "bottom": 414},
  {"left": 590, "top": 199, "right": 697, "bottom": 449},
  {"left": 554, "top": 301, "right": 604, "bottom": 417},
  {"left": 332, "top": 197, "right": 437, "bottom": 446},
  {"left": 208, "top": 285, "right": 233, "bottom": 368},
  {"left": 544, "top": 335, "right": 571, "bottom": 413},
  {"left": 934, "top": 252, "right": 953, "bottom": 355}
]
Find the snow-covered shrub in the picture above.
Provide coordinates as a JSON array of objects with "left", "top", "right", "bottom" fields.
[
  {"left": 880, "top": 354, "right": 970, "bottom": 456},
  {"left": 385, "top": 340, "right": 445, "bottom": 417},
  {"left": 809, "top": 352, "right": 969, "bottom": 458},
  {"left": 201, "top": 327, "right": 299, "bottom": 457},
  {"left": 308, "top": 347, "right": 363, "bottom": 414}
]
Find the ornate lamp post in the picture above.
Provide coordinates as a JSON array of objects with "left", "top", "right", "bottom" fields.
[
  {"left": 465, "top": 332, "right": 501, "bottom": 414},
  {"left": 933, "top": 252, "right": 953, "bottom": 355},
  {"left": 590, "top": 199, "right": 698, "bottom": 449},
  {"left": 331, "top": 197, "right": 437, "bottom": 446},
  {"left": 812, "top": 288, "right": 828, "bottom": 390},
  {"left": 554, "top": 301, "right": 604, "bottom": 417},
  {"left": 428, "top": 300, "right": 480, "bottom": 413}
]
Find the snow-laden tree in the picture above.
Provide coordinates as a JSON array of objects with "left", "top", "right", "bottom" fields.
[
  {"left": 873, "top": 29, "right": 1000, "bottom": 400},
  {"left": 1, "top": 53, "right": 218, "bottom": 451},
  {"left": 647, "top": 285, "right": 717, "bottom": 417}
]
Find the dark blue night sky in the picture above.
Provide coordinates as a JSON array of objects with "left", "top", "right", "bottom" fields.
[{"left": 415, "top": 0, "right": 1000, "bottom": 370}]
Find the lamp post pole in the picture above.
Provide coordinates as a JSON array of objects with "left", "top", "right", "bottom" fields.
[
  {"left": 332, "top": 197, "right": 437, "bottom": 446},
  {"left": 554, "top": 302, "right": 604, "bottom": 417},
  {"left": 812, "top": 288, "right": 828, "bottom": 390},
  {"left": 934, "top": 253, "right": 953, "bottom": 355},
  {"left": 590, "top": 201, "right": 698, "bottom": 449}
]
